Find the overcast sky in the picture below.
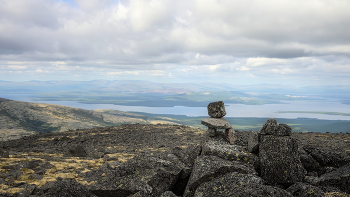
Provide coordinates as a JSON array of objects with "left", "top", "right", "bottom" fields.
[{"left": 0, "top": 0, "right": 350, "bottom": 86}]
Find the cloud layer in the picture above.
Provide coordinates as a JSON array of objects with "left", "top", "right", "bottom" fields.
[{"left": 1, "top": 0, "right": 350, "bottom": 85}]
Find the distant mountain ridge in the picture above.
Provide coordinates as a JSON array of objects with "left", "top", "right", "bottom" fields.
[{"left": 0, "top": 98, "right": 179, "bottom": 141}]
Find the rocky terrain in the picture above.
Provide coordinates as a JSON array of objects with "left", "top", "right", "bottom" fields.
[
  {"left": 0, "top": 121, "right": 350, "bottom": 196},
  {"left": 0, "top": 98, "right": 179, "bottom": 141}
]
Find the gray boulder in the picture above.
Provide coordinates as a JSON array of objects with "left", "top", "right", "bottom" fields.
[
  {"left": 193, "top": 172, "right": 293, "bottom": 197},
  {"left": 172, "top": 144, "right": 202, "bottom": 168},
  {"left": 35, "top": 178, "right": 97, "bottom": 197},
  {"left": 160, "top": 191, "right": 179, "bottom": 197},
  {"left": 303, "top": 175, "right": 321, "bottom": 186},
  {"left": 64, "top": 144, "right": 87, "bottom": 157},
  {"left": 15, "top": 184, "right": 37, "bottom": 197},
  {"left": 317, "top": 162, "right": 350, "bottom": 194},
  {"left": 0, "top": 149, "right": 9, "bottom": 158},
  {"left": 259, "top": 135, "right": 306, "bottom": 186},
  {"left": 171, "top": 145, "right": 202, "bottom": 196},
  {"left": 303, "top": 144, "right": 350, "bottom": 168},
  {"left": 207, "top": 101, "right": 226, "bottom": 118},
  {"left": 183, "top": 155, "right": 257, "bottom": 197},
  {"left": 28, "top": 174, "right": 43, "bottom": 180},
  {"left": 163, "top": 153, "right": 192, "bottom": 196},
  {"left": 259, "top": 118, "right": 292, "bottom": 136},
  {"left": 201, "top": 135, "right": 259, "bottom": 170},
  {"left": 299, "top": 151, "right": 323, "bottom": 176},
  {"left": 82, "top": 162, "right": 114, "bottom": 183},
  {"left": 89, "top": 155, "right": 183, "bottom": 197},
  {"left": 286, "top": 182, "right": 325, "bottom": 197}
]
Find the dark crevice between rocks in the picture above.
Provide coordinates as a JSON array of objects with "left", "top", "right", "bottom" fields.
[{"left": 171, "top": 170, "right": 191, "bottom": 196}]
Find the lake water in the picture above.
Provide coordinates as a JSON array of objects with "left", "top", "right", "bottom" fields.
[{"left": 1, "top": 94, "right": 350, "bottom": 120}]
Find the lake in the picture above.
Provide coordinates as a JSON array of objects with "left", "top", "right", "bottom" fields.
[{"left": 1, "top": 94, "right": 350, "bottom": 120}]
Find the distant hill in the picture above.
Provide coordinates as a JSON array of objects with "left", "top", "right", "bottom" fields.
[{"left": 0, "top": 98, "right": 179, "bottom": 141}]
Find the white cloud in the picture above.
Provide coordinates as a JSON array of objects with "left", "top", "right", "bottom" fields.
[
  {"left": 208, "top": 64, "right": 220, "bottom": 70},
  {"left": 8, "top": 65, "right": 27, "bottom": 70},
  {"left": 74, "top": 0, "right": 112, "bottom": 11},
  {"left": 271, "top": 68, "right": 294, "bottom": 74},
  {"left": 145, "top": 70, "right": 165, "bottom": 76},
  {"left": 0, "top": 0, "right": 349, "bottom": 85},
  {"left": 107, "top": 71, "right": 140, "bottom": 75},
  {"left": 247, "top": 58, "right": 287, "bottom": 67},
  {"left": 128, "top": 0, "right": 172, "bottom": 32},
  {"left": 238, "top": 66, "right": 250, "bottom": 71}
]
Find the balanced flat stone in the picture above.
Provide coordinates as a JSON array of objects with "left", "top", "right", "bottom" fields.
[
  {"left": 201, "top": 117, "right": 231, "bottom": 129},
  {"left": 207, "top": 101, "right": 226, "bottom": 118}
]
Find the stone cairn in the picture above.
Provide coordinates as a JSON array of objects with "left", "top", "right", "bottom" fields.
[
  {"left": 250, "top": 118, "right": 306, "bottom": 186},
  {"left": 201, "top": 101, "right": 237, "bottom": 144}
]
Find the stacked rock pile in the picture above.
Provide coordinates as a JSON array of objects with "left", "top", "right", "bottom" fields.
[
  {"left": 201, "top": 101, "right": 237, "bottom": 144},
  {"left": 250, "top": 118, "right": 306, "bottom": 186}
]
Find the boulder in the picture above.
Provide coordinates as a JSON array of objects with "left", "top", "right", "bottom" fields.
[
  {"left": 0, "top": 149, "right": 9, "bottom": 158},
  {"left": 299, "top": 151, "right": 323, "bottom": 176},
  {"left": 28, "top": 174, "right": 43, "bottom": 180},
  {"left": 14, "top": 184, "right": 37, "bottom": 197},
  {"left": 259, "top": 135, "right": 306, "bottom": 186},
  {"left": 259, "top": 118, "right": 292, "bottom": 136},
  {"left": 82, "top": 162, "right": 114, "bottom": 182},
  {"left": 201, "top": 118, "right": 231, "bottom": 129},
  {"left": 201, "top": 135, "right": 259, "bottom": 170},
  {"left": 89, "top": 155, "right": 183, "bottom": 197},
  {"left": 172, "top": 144, "right": 202, "bottom": 168},
  {"left": 303, "top": 144, "right": 350, "bottom": 168},
  {"left": 286, "top": 182, "right": 325, "bottom": 197},
  {"left": 160, "top": 191, "right": 179, "bottom": 197},
  {"left": 225, "top": 128, "right": 237, "bottom": 145},
  {"left": 207, "top": 101, "right": 226, "bottom": 118},
  {"left": 317, "top": 162, "right": 350, "bottom": 194},
  {"left": 64, "top": 144, "right": 87, "bottom": 157},
  {"left": 163, "top": 153, "right": 191, "bottom": 196},
  {"left": 193, "top": 172, "right": 293, "bottom": 197},
  {"left": 34, "top": 178, "right": 96, "bottom": 197},
  {"left": 303, "top": 175, "right": 321, "bottom": 186},
  {"left": 183, "top": 155, "right": 257, "bottom": 197},
  {"left": 88, "top": 151, "right": 104, "bottom": 159}
]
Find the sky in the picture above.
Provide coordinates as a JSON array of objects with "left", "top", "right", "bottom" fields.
[{"left": 0, "top": 0, "right": 350, "bottom": 86}]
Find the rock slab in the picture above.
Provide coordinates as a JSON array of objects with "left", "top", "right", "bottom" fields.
[{"left": 201, "top": 118, "right": 231, "bottom": 129}]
